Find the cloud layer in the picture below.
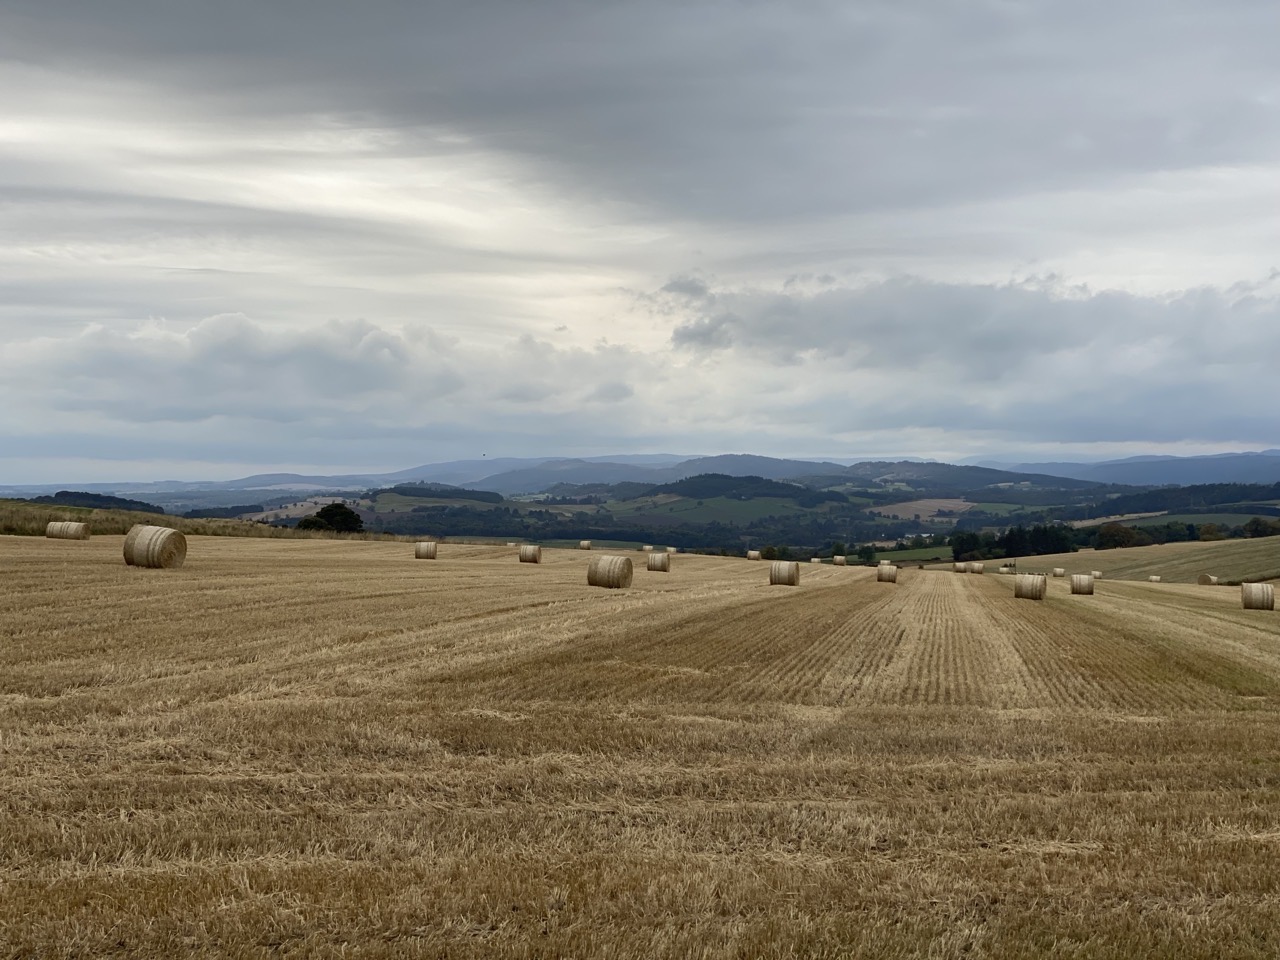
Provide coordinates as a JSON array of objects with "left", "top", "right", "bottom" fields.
[{"left": 1, "top": 1, "right": 1278, "bottom": 480}]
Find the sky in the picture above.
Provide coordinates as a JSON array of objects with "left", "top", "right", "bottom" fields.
[{"left": 2, "top": 0, "right": 1279, "bottom": 483}]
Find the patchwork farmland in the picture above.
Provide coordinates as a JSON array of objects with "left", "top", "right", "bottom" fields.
[{"left": 2, "top": 534, "right": 1280, "bottom": 957}]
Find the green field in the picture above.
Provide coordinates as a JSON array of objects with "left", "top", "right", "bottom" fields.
[
  {"left": 607, "top": 495, "right": 812, "bottom": 524},
  {"left": 1134, "top": 513, "right": 1272, "bottom": 529}
]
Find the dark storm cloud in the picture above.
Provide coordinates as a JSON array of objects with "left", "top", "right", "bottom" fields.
[{"left": 6, "top": 0, "right": 1280, "bottom": 223}]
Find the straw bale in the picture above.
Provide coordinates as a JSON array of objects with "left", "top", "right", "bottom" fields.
[
  {"left": 769, "top": 560, "right": 800, "bottom": 586},
  {"left": 1242, "top": 583, "right": 1275, "bottom": 610},
  {"left": 1052, "top": 568, "right": 1066, "bottom": 577},
  {"left": 833, "top": 556, "right": 847, "bottom": 566},
  {"left": 414, "top": 542, "right": 437, "bottom": 560},
  {"left": 877, "top": 565, "right": 898, "bottom": 583},
  {"left": 45, "top": 521, "right": 90, "bottom": 540},
  {"left": 518, "top": 544, "right": 542, "bottom": 564},
  {"left": 1197, "top": 574, "right": 1218, "bottom": 586},
  {"left": 579, "top": 540, "right": 592, "bottom": 550},
  {"left": 1070, "top": 574, "right": 1094, "bottom": 595},
  {"left": 746, "top": 550, "right": 762, "bottom": 561},
  {"left": 587, "top": 554, "right": 633, "bottom": 588},
  {"left": 122, "top": 524, "right": 187, "bottom": 569},
  {"left": 646, "top": 551, "right": 670, "bottom": 572},
  {"left": 1014, "top": 573, "right": 1047, "bottom": 600}
]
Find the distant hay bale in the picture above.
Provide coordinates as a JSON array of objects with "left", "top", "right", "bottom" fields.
[
  {"left": 518, "top": 545, "right": 542, "bottom": 564},
  {"left": 746, "top": 550, "right": 762, "bottom": 561},
  {"left": 506, "top": 542, "right": 517, "bottom": 547},
  {"left": 833, "top": 556, "right": 847, "bottom": 566},
  {"left": 878, "top": 559, "right": 891, "bottom": 566},
  {"left": 122, "top": 524, "right": 187, "bottom": 569},
  {"left": 810, "top": 558, "right": 822, "bottom": 564},
  {"left": 1070, "top": 574, "right": 1094, "bottom": 595},
  {"left": 414, "top": 542, "right": 438, "bottom": 560},
  {"left": 642, "top": 544, "right": 654, "bottom": 552},
  {"left": 967, "top": 562, "right": 985, "bottom": 575},
  {"left": 1197, "top": 574, "right": 1219, "bottom": 586},
  {"left": 1014, "top": 574, "right": 1047, "bottom": 600},
  {"left": 1242, "top": 583, "right": 1275, "bottom": 611},
  {"left": 587, "top": 554, "right": 633, "bottom": 588},
  {"left": 45, "top": 521, "right": 89, "bottom": 540},
  {"left": 953, "top": 562, "right": 966, "bottom": 573},
  {"left": 997, "top": 566, "right": 1013, "bottom": 575},
  {"left": 1052, "top": 568, "right": 1065, "bottom": 577},
  {"left": 666, "top": 546, "right": 677, "bottom": 554},
  {"left": 769, "top": 560, "right": 800, "bottom": 586},
  {"left": 1091, "top": 570, "right": 1103, "bottom": 579},
  {"left": 646, "top": 551, "right": 670, "bottom": 572},
  {"left": 1147, "top": 575, "right": 1161, "bottom": 583},
  {"left": 579, "top": 540, "right": 592, "bottom": 550},
  {"left": 877, "top": 565, "right": 898, "bottom": 583}
]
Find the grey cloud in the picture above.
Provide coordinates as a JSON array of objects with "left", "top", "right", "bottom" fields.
[
  {"left": 586, "top": 381, "right": 634, "bottom": 402},
  {"left": 5, "top": 0, "right": 1278, "bottom": 226}
]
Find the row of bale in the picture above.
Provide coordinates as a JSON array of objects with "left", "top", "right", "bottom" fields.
[
  {"left": 39, "top": 521, "right": 1278, "bottom": 608},
  {"left": 415, "top": 542, "right": 897, "bottom": 589}
]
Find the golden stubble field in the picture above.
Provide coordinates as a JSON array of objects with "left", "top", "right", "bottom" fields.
[{"left": 3, "top": 535, "right": 1280, "bottom": 959}]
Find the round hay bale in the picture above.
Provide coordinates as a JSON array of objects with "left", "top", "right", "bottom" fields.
[
  {"left": 833, "top": 555, "right": 847, "bottom": 566},
  {"left": 1052, "top": 568, "right": 1065, "bottom": 577},
  {"left": 1147, "top": 575, "right": 1161, "bottom": 583},
  {"left": 666, "top": 546, "right": 677, "bottom": 554},
  {"left": 579, "top": 540, "right": 592, "bottom": 550},
  {"left": 1014, "top": 573, "right": 1047, "bottom": 600},
  {"left": 587, "top": 554, "right": 633, "bottom": 588},
  {"left": 878, "top": 559, "right": 891, "bottom": 566},
  {"left": 1197, "top": 574, "right": 1218, "bottom": 586},
  {"left": 414, "top": 542, "right": 438, "bottom": 560},
  {"left": 810, "top": 558, "right": 822, "bottom": 564},
  {"left": 45, "top": 521, "right": 90, "bottom": 540},
  {"left": 518, "top": 545, "right": 542, "bottom": 564},
  {"left": 953, "top": 562, "right": 966, "bottom": 573},
  {"left": 877, "top": 565, "right": 898, "bottom": 583},
  {"left": 506, "top": 542, "right": 517, "bottom": 547},
  {"left": 1070, "top": 574, "right": 1094, "bottom": 595},
  {"left": 967, "top": 561, "right": 985, "bottom": 575},
  {"left": 746, "top": 550, "right": 762, "bottom": 561},
  {"left": 1242, "top": 583, "right": 1275, "bottom": 611},
  {"left": 769, "top": 560, "right": 800, "bottom": 586},
  {"left": 1091, "top": 570, "right": 1103, "bottom": 579},
  {"left": 997, "top": 566, "right": 1013, "bottom": 575},
  {"left": 642, "top": 544, "right": 654, "bottom": 552},
  {"left": 646, "top": 551, "right": 670, "bottom": 572},
  {"left": 122, "top": 524, "right": 186, "bottom": 569}
]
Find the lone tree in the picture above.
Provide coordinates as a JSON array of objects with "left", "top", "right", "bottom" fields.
[{"left": 297, "top": 502, "right": 363, "bottom": 533}]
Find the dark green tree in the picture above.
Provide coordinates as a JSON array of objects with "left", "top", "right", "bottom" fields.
[{"left": 309, "top": 502, "right": 364, "bottom": 533}]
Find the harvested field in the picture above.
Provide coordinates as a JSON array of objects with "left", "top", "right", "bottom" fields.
[
  {"left": 870, "top": 497, "right": 972, "bottom": 519},
  {"left": 1003, "top": 537, "right": 1280, "bottom": 584},
  {"left": 3, "top": 534, "right": 1280, "bottom": 958}
]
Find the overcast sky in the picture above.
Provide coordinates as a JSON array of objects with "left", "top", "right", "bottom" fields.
[{"left": 3, "top": 0, "right": 1279, "bottom": 482}]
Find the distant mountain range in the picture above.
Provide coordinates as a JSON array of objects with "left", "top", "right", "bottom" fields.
[
  {"left": 971, "top": 451, "right": 1280, "bottom": 486},
  {"left": 5, "top": 450, "right": 1280, "bottom": 502}
]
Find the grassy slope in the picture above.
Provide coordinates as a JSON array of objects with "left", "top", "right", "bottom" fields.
[
  {"left": 0, "top": 499, "right": 399, "bottom": 541},
  {"left": 3, "top": 539, "right": 1280, "bottom": 957},
  {"left": 985, "top": 536, "right": 1280, "bottom": 583}
]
